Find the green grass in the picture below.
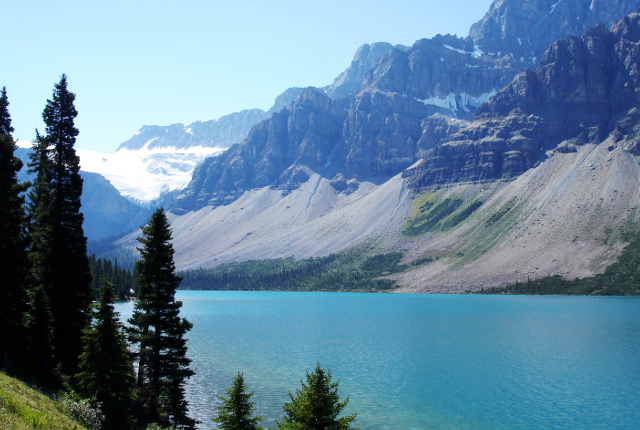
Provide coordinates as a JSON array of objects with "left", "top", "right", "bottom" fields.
[
  {"left": 402, "top": 191, "right": 486, "bottom": 237},
  {"left": 0, "top": 372, "right": 87, "bottom": 430},
  {"left": 485, "top": 197, "right": 516, "bottom": 227}
]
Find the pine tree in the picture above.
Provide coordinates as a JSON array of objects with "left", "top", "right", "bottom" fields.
[
  {"left": 277, "top": 363, "right": 358, "bottom": 430},
  {"left": 213, "top": 372, "right": 263, "bottom": 430},
  {"left": 128, "top": 208, "right": 195, "bottom": 429},
  {"left": 77, "top": 279, "right": 136, "bottom": 430},
  {"left": 24, "top": 284, "right": 54, "bottom": 375},
  {"left": 27, "top": 74, "right": 92, "bottom": 375},
  {"left": 25, "top": 133, "right": 56, "bottom": 376},
  {"left": 0, "top": 87, "right": 30, "bottom": 369},
  {"left": 0, "top": 86, "right": 14, "bottom": 135}
]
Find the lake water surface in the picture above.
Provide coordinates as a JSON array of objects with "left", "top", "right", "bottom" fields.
[{"left": 114, "top": 292, "right": 640, "bottom": 429}]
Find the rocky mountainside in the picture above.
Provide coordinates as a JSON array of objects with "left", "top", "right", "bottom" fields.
[
  {"left": 170, "top": 37, "right": 518, "bottom": 212},
  {"left": 172, "top": 1, "right": 640, "bottom": 215},
  {"left": 115, "top": 43, "right": 403, "bottom": 155},
  {"left": 404, "top": 12, "right": 640, "bottom": 188},
  {"left": 468, "top": 0, "right": 640, "bottom": 66},
  {"left": 323, "top": 42, "right": 408, "bottom": 99},
  {"left": 109, "top": 3, "right": 640, "bottom": 292}
]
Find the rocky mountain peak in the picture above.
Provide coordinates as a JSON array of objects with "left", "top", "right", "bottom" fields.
[
  {"left": 324, "top": 42, "right": 408, "bottom": 100},
  {"left": 468, "top": 0, "right": 640, "bottom": 66},
  {"left": 404, "top": 10, "right": 640, "bottom": 189},
  {"left": 117, "top": 108, "right": 269, "bottom": 151},
  {"left": 170, "top": 3, "right": 640, "bottom": 215}
]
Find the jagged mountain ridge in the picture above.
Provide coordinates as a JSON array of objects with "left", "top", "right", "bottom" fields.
[
  {"left": 170, "top": 37, "right": 520, "bottom": 212},
  {"left": 469, "top": 0, "right": 640, "bottom": 65},
  {"left": 117, "top": 108, "right": 270, "bottom": 151},
  {"left": 115, "top": 42, "right": 404, "bottom": 157},
  {"left": 404, "top": 13, "right": 640, "bottom": 188},
  {"left": 323, "top": 42, "right": 409, "bottom": 99},
  {"left": 172, "top": 1, "right": 640, "bottom": 215}
]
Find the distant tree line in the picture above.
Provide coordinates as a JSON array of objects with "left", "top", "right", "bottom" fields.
[
  {"left": 88, "top": 254, "right": 138, "bottom": 301},
  {"left": 0, "top": 80, "right": 195, "bottom": 429},
  {"left": 179, "top": 250, "right": 407, "bottom": 292}
]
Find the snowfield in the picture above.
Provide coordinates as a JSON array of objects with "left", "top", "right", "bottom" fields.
[{"left": 17, "top": 139, "right": 224, "bottom": 205}]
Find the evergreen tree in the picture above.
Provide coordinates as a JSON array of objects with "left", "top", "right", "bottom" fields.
[
  {"left": 277, "top": 364, "right": 358, "bottom": 430},
  {"left": 77, "top": 279, "right": 136, "bottom": 430},
  {"left": 25, "top": 134, "right": 56, "bottom": 376},
  {"left": 128, "top": 208, "right": 195, "bottom": 429},
  {"left": 24, "top": 284, "right": 54, "bottom": 375},
  {"left": 27, "top": 74, "right": 92, "bottom": 375},
  {"left": 213, "top": 372, "right": 263, "bottom": 430},
  {"left": 0, "top": 87, "right": 30, "bottom": 369},
  {"left": 0, "top": 86, "right": 14, "bottom": 135}
]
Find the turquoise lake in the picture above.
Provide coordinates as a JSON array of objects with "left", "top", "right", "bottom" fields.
[{"left": 114, "top": 292, "right": 640, "bottom": 429}]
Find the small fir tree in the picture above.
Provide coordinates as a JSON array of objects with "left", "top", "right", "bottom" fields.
[
  {"left": 277, "top": 363, "right": 358, "bottom": 430},
  {"left": 213, "top": 372, "right": 263, "bottom": 430},
  {"left": 0, "top": 87, "right": 30, "bottom": 369},
  {"left": 128, "top": 208, "right": 195, "bottom": 429},
  {"left": 77, "top": 279, "right": 136, "bottom": 430}
]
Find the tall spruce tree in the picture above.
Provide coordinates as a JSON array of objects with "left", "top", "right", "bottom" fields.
[
  {"left": 128, "top": 208, "right": 195, "bottom": 429},
  {"left": 77, "top": 279, "right": 136, "bottom": 430},
  {"left": 0, "top": 87, "right": 30, "bottom": 369},
  {"left": 26, "top": 133, "right": 56, "bottom": 375},
  {"left": 27, "top": 74, "right": 92, "bottom": 375}
]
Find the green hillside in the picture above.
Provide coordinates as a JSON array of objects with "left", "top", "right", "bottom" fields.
[{"left": 0, "top": 372, "right": 87, "bottom": 430}]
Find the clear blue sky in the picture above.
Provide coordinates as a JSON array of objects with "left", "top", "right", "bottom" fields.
[{"left": 4, "top": 0, "right": 493, "bottom": 153}]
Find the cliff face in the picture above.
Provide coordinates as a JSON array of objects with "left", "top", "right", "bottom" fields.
[
  {"left": 171, "top": 37, "right": 518, "bottom": 212},
  {"left": 324, "top": 42, "right": 408, "bottom": 100},
  {"left": 404, "top": 12, "right": 640, "bottom": 189},
  {"left": 172, "top": 88, "right": 349, "bottom": 212},
  {"left": 171, "top": 3, "right": 640, "bottom": 214},
  {"left": 468, "top": 0, "right": 640, "bottom": 66}
]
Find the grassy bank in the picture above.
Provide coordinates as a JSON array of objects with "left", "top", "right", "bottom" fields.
[{"left": 0, "top": 372, "right": 87, "bottom": 430}]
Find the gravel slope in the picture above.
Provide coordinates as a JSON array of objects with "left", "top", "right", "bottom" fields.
[{"left": 392, "top": 141, "right": 640, "bottom": 292}]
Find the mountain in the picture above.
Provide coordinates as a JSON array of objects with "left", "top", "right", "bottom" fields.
[
  {"left": 391, "top": 11, "right": 640, "bottom": 291},
  {"left": 80, "top": 171, "right": 152, "bottom": 241},
  {"left": 469, "top": 0, "right": 640, "bottom": 65},
  {"left": 404, "top": 13, "right": 640, "bottom": 188},
  {"left": 117, "top": 108, "right": 270, "bottom": 151},
  {"left": 323, "top": 42, "right": 408, "bottom": 99},
  {"left": 172, "top": 1, "right": 640, "bottom": 217},
  {"left": 146, "top": 5, "right": 640, "bottom": 293}
]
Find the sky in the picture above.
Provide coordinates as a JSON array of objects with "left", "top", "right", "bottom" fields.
[{"left": 3, "top": 0, "right": 494, "bottom": 153}]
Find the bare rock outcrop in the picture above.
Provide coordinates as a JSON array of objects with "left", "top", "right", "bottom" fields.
[{"left": 405, "top": 12, "right": 640, "bottom": 189}]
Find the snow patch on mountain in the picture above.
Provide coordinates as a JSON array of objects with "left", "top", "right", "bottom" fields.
[
  {"left": 76, "top": 143, "right": 224, "bottom": 205},
  {"left": 416, "top": 90, "right": 497, "bottom": 115}
]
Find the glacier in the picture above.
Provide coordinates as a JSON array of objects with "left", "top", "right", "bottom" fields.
[{"left": 16, "top": 140, "right": 223, "bottom": 205}]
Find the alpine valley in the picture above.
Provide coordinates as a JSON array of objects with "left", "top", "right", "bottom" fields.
[{"left": 58, "top": 0, "right": 640, "bottom": 292}]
